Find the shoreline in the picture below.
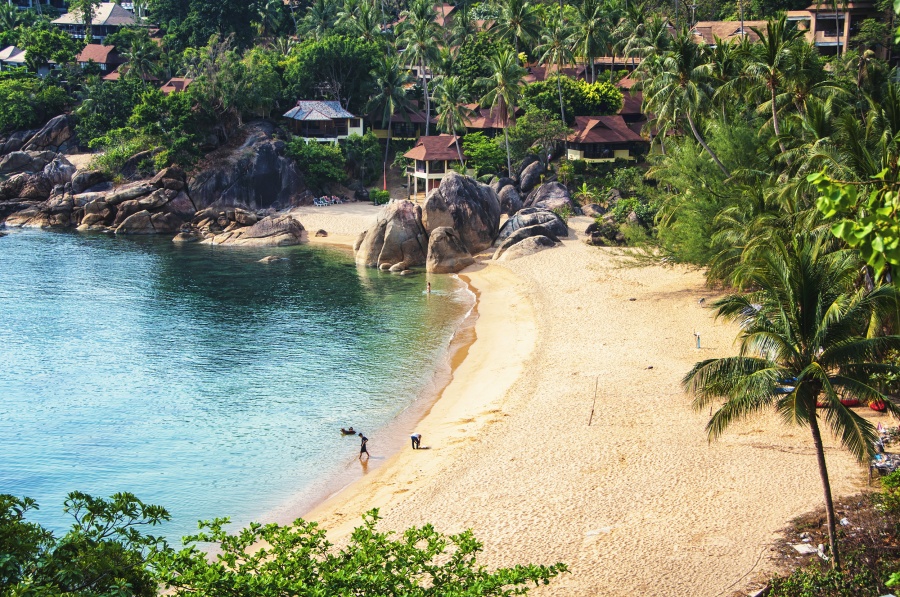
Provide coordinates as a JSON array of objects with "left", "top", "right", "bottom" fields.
[{"left": 289, "top": 210, "right": 886, "bottom": 596}]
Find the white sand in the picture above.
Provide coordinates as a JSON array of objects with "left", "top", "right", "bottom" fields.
[
  {"left": 289, "top": 203, "right": 382, "bottom": 248},
  {"left": 293, "top": 210, "right": 886, "bottom": 596}
]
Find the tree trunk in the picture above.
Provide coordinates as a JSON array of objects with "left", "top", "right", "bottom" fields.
[
  {"left": 809, "top": 412, "right": 841, "bottom": 570},
  {"left": 556, "top": 64, "right": 566, "bottom": 124},
  {"left": 421, "top": 59, "right": 431, "bottom": 137},
  {"left": 609, "top": 53, "right": 615, "bottom": 83},
  {"left": 833, "top": 0, "right": 841, "bottom": 58},
  {"left": 384, "top": 121, "right": 392, "bottom": 191},
  {"left": 503, "top": 124, "right": 512, "bottom": 176},
  {"left": 770, "top": 83, "right": 787, "bottom": 155},
  {"left": 685, "top": 111, "right": 729, "bottom": 177}
]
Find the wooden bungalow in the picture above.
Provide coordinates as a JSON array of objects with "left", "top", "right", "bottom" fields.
[
  {"left": 566, "top": 115, "right": 648, "bottom": 163},
  {"left": 52, "top": 3, "right": 136, "bottom": 43},
  {"left": 403, "top": 135, "right": 468, "bottom": 198},
  {"left": 282, "top": 101, "right": 363, "bottom": 143}
]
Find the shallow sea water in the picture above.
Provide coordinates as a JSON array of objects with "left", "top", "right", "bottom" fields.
[{"left": 0, "top": 229, "right": 473, "bottom": 538}]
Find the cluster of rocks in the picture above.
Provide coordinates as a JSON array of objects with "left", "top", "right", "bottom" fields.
[
  {"left": 354, "top": 172, "right": 569, "bottom": 273},
  {"left": 490, "top": 156, "right": 580, "bottom": 216},
  {"left": 176, "top": 210, "right": 306, "bottom": 247},
  {"left": 0, "top": 115, "right": 77, "bottom": 156}
]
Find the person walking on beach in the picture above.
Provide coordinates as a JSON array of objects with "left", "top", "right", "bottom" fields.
[
  {"left": 358, "top": 432, "right": 369, "bottom": 459},
  {"left": 411, "top": 433, "right": 421, "bottom": 450}
]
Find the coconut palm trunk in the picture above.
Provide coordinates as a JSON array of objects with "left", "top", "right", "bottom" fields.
[
  {"left": 421, "top": 59, "right": 431, "bottom": 137},
  {"left": 685, "top": 111, "right": 729, "bottom": 176},
  {"left": 770, "top": 83, "right": 787, "bottom": 155},
  {"left": 809, "top": 412, "right": 841, "bottom": 570},
  {"left": 503, "top": 120, "right": 512, "bottom": 176},
  {"left": 383, "top": 121, "right": 392, "bottom": 191},
  {"left": 556, "top": 69, "right": 566, "bottom": 123}
]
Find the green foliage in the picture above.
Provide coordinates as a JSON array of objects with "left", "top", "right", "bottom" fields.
[
  {"left": 810, "top": 170, "right": 900, "bottom": 282},
  {"left": 148, "top": 0, "right": 263, "bottom": 51},
  {"left": 0, "top": 78, "right": 67, "bottom": 133},
  {"left": 768, "top": 559, "right": 880, "bottom": 597},
  {"left": 343, "top": 131, "right": 382, "bottom": 185},
  {"left": 503, "top": 108, "right": 570, "bottom": 164},
  {"left": 87, "top": 127, "right": 157, "bottom": 176},
  {"left": 75, "top": 77, "right": 148, "bottom": 145},
  {"left": 551, "top": 205, "right": 572, "bottom": 223},
  {"left": 128, "top": 88, "right": 207, "bottom": 167},
  {"left": 287, "top": 137, "right": 347, "bottom": 188},
  {"left": 520, "top": 76, "right": 623, "bottom": 123},
  {"left": 155, "top": 509, "right": 566, "bottom": 596},
  {"left": 283, "top": 35, "right": 379, "bottom": 114},
  {"left": 463, "top": 132, "right": 506, "bottom": 177},
  {"left": 370, "top": 189, "right": 391, "bottom": 205},
  {"left": 0, "top": 492, "right": 169, "bottom": 596},
  {"left": 453, "top": 32, "right": 512, "bottom": 96},
  {"left": 610, "top": 196, "right": 658, "bottom": 226},
  {"left": 20, "top": 25, "right": 79, "bottom": 71}
]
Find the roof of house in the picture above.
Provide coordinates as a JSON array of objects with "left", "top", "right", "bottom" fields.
[
  {"left": 435, "top": 3, "right": 456, "bottom": 27},
  {"left": 160, "top": 77, "right": 192, "bottom": 94},
  {"left": 404, "top": 134, "right": 465, "bottom": 161},
  {"left": 102, "top": 65, "right": 159, "bottom": 82},
  {"left": 803, "top": 1, "right": 875, "bottom": 10},
  {"left": 690, "top": 20, "right": 767, "bottom": 44},
  {"left": 523, "top": 64, "right": 582, "bottom": 84},
  {"left": 568, "top": 115, "right": 645, "bottom": 145},
  {"left": 0, "top": 46, "right": 26, "bottom": 64},
  {"left": 53, "top": 2, "right": 136, "bottom": 26},
  {"left": 368, "top": 105, "right": 434, "bottom": 125},
  {"left": 76, "top": 43, "right": 122, "bottom": 64},
  {"left": 283, "top": 100, "right": 356, "bottom": 121},
  {"left": 616, "top": 71, "right": 639, "bottom": 90},
  {"left": 618, "top": 92, "right": 644, "bottom": 117}
]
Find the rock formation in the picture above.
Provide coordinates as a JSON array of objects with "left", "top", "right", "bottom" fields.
[
  {"left": 188, "top": 121, "right": 307, "bottom": 211},
  {"left": 207, "top": 214, "right": 306, "bottom": 246},
  {"left": 421, "top": 172, "right": 500, "bottom": 254},
  {"left": 492, "top": 223, "right": 561, "bottom": 260},
  {"left": 0, "top": 115, "right": 77, "bottom": 156},
  {"left": 355, "top": 200, "right": 428, "bottom": 270},
  {"left": 498, "top": 208, "right": 568, "bottom": 242},
  {"left": 523, "top": 182, "right": 576, "bottom": 212},
  {"left": 426, "top": 226, "right": 475, "bottom": 274},
  {"left": 518, "top": 159, "right": 545, "bottom": 194},
  {"left": 497, "top": 235, "right": 556, "bottom": 261}
]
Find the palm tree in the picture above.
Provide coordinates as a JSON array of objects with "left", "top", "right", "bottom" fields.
[
  {"left": 684, "top": 234, "right": 900, "bottom": 572},
  {"left": 123, "top": 37, "right": 160, "bottom": 83},
  {"left": 448, "top": 5, "right": 478, "bottom": 47},
  {"left": 398, "top": 1, "right": 439, "bottom": 136},
  {"left": 746, "top": 15, "right": 804, "bottom": 155},
  {"left": 490, "top": 0, "right": 541, "bottom": 58},
  {"left": 338, "top": 0, "right": 382, "bottom": 45},
  {"left": 642, "top": 30, "right": 729, "bottom": 177},
  {"left": 433, "top": 75, "right": 474, "bottom": 166},
  {"left": 301, "top": 0, "right": 336, "bottom": 40},
  {"left": 477, "top": 47, "right": 526, "bottom": 176},
  {"left": 368, "top": 55, "right": 414, "bottom": 190},
  {"left": 257, "top": 0, "right": 287, "bottom": 38},
  {"left": 535, "top": 16, "right": 574, "bottom": 124},
  {"left": 0, "top": 3, "right": 22, "bottom": 32},
  {"left": 572, "top": 0, "right": 604, "bottom": 83}
]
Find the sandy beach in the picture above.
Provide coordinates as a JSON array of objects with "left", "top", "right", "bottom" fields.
[{"left": 293, "top": 205, "right": 885, "bottom": 596}]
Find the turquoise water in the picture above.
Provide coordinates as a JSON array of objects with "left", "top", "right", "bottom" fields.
[{"left": 0, "top": 229, "right": 473, "bottom": 538}]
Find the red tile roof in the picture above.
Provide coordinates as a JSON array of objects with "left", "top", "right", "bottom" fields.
[
  {"left": 76, "top": 43, "right": 122, "bottom": 65},
  {"left": 160, "top": 77, "right": 192, "bottom": 94},
  {"left": 691, "top": 20, "right": 767, "bottom": 44},
  {"left": 404, "top": 134, "right": 465, "bottom": 161},
  {"left": 568, "top": 116, "right": 645, "bottom": 145},
  {"left": 618, "top": 92, "right": 643, "bottom": 117},
  {"left": 523, "top": 64, "right": 581, "bottom": 84}
]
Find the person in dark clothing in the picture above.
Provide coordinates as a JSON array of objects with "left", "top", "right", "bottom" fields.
[
  {"left": 411, "top": 433, "right": 421, "bottom": 449},
  {"left": 358, "top": 432, "right": 369, "bottom": 459}
]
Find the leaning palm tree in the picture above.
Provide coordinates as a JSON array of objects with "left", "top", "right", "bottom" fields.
[
  {"left": 477, "top": 47, "right": 526, "bottom": 176},
  {"left": 684, "top": 234, "right": 900, "bottom": 572},
  {"left": 642, "top": 30, "right": 730, "bottom": 176},
  {"left": 746, "top": 15, "right": 804, "bottom": 155},
  {"left": 368, "top": 55, "right": 414, "bottom": 190},
  {"left": 432, "top": 75, "right": 474, "bottom": 166},
  {"left": 534, "top": 16, "right": 574, "bottom": 124}
]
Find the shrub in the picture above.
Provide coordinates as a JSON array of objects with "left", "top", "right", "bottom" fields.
[
  {"left": 0, "top": 78, "right": 67, "bottom": 133},
  {"left": 463, "top": 132, "right": 506, "bottom": 177},
  {"left": 551, "top": 205, "right": 572, "bottom": 223},
  {"left": 370, "top": 189, "right": 390, "bottom": 205},
  {"left": 768, "top": 557, "right": 880, "bottom": 597},
  {"left": 286, "top": 138, "right": 346, "bottom": 189}
]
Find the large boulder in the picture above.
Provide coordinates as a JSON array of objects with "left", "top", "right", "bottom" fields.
[
  {"left": 71, "top": 170, "right": 108, "bottom": 194},
  {"left": 0, "top": 150, "right": 57, "bottom": 175},
  {"left": 497, "top": 208, "right": 568, "bottom": 242},
  {"left": 0, "top": 156, "right": 74, "bottom": 202},
  {"left": 523, "top": 182, "right": 575, "bottom": 212},
  {"left": 513, "top": 155, "right": 539, "bottom": 185},
  {"left": 497, "top": 235, "right": 556, "bottom": 261},
  {"left": 0, "top": 128, "right": 39, "bottom": 155},
  {"left": 355, "top": 200, "right": 428, "bottom": 269},
  {"left": 42, "top": 157, "right": 76, "bottom": 187},
  {"left": 498, "top": 185, "right": 523, "bottom": 216},
  {"left": 421, "top": 172, "right": 500, "bottom": 254},
  {"left": 493, "top": 223, "right": 561, "bottom": 260},
  {"left": 209, "top": 214, "right": 306, "bottom": 247},
  {"left": 518, "top": 160, "right": 545, "bottom": 194},
  {"left": 188, "top": 121, "right": 306, "bottom": 211},
  {"left": 115, "top": 210, "right": 156, "bottom": 234},
  {"left": 105, "top": 182, "right": 155, "bottom": 205},
  {"left": 21, "top": 115, "right": 76, "bottom": 154},
  {"left": 489, "top": 177, "right": 514, "bottom": 195},
  {"left": 426, "top": 226, "right": 475, "bottom": 274}
]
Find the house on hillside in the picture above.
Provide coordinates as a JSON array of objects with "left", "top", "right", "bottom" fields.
[
  {"left": 52, "top": 2, "right": 136, "bottom": 43},
  {"left": 690, "top": 20, "right": 766, "bottom": 46},
  {"left": 787, "top": 1, "right": 880, "bottom": 56},
  {"left": 403, "top": 134, "right": 468, "bottom": 198},
  {"left": 0, "top": 45, "right": 54, "bottom": 76},
  {"left": 367, "top": 105, "right": 434, "bottom": 141},
  {"left": 160, "top": 77, "right": 193, "bottom": 95},
  {"left": 76, "top": 44, "right": 126, "bottom": 72},
  {"left": 102, "top": 66, "right": 160, "bottom": 83},
  {"left": 566, "top": 115, "right": 648, "bottom": 163},
  {"left": 282, "top": 101, "right": 363, "bottom": 143},
  {"left": 462, "top": 104, "right": 526, "bottom": 138}
]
